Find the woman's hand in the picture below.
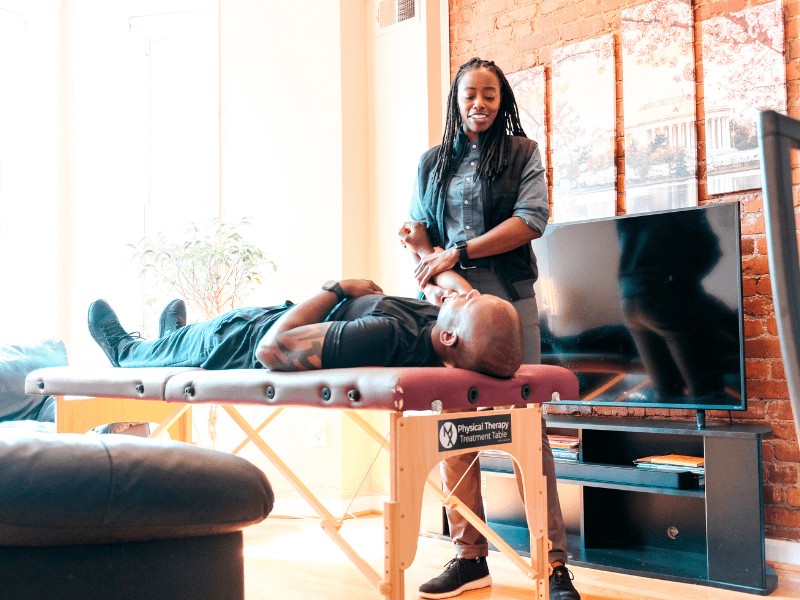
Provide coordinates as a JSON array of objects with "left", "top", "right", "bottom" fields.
[
  {"left": 414, "top": 247, "right": 459, "bottom": 288},
  {"left": 340, "top": 279, "right": 384, "bottom": 298}
]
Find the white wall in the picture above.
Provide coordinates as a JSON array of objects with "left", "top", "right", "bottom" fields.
[
  {"left": 219, "top": 0, "right": 348, "bottom": 307},
  {"left": 367, "top": 0, "right": 447, "bottom": 297}
]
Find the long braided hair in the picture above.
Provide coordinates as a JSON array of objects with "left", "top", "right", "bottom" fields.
[{"left": 430, "top": 58, "right": 527, "bottom": 201}]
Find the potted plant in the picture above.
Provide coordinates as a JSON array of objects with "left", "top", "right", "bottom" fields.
[
  {"left": 129, "top": 217, "right": 276, "bottom": 447},
  {"left": 129, "top": 218, "right": 276, "bottom": 320}
]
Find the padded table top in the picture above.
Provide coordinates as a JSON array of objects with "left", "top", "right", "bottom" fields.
[{"left": 26, "top": 364, "right": 578, "bottom": 412}]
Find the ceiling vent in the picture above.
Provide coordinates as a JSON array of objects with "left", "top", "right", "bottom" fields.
[{"left": 378, "top": 0, "right": 416, "bottom": 30}]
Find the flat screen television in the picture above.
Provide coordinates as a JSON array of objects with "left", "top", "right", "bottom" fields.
[{"left": 533, "top": 202, "right": 746, "bottom": 424}]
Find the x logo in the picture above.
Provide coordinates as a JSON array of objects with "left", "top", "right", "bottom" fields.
[{"left": 439, "top": 421, "right": 457, "bottom": 449}]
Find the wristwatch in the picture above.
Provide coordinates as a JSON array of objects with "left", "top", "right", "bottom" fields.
[
  {"left": 322, "top": 280, "right": 346, "bottom": 302},
  {"left": 455, "top": 240, "right": 475, "bottom": 270}
]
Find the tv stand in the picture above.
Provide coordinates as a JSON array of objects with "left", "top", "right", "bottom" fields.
[
  {"left": 544, "top": 415, "right": 776, "bottom": 595},
  {"left": 696, "top": 409, "right": 706, "bottom": 429},
  {"left": 481, "top": 415, "right": 777, "bottom": 595}
]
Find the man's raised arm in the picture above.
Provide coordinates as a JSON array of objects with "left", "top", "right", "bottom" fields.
[
  {"left": 256, "top": 279, "right": 383, "bottom": 371},
  {"left": 399, "top": 221, "right": 473, "bottom": 305}
]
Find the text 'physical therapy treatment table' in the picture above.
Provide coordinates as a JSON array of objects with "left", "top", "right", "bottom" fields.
[{"left": 26, "top": 364, "right": 578, "bottom": 599}]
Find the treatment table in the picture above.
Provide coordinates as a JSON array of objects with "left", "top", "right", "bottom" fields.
[{"left": 26, "top": 363, "right": 579, "bottom": 599}]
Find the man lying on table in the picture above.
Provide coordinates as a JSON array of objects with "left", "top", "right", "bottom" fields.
[{"left": 87, "top": 275, "right": 524, "bottom": 379}]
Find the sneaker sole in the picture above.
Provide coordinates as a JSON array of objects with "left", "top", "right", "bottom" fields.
[{"left": 418, "top": 574, "right": 492, "bottom": 599}]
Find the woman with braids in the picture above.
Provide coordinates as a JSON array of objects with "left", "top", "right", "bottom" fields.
[{"left": 399, "top": 58, "right": 581, "bottom": 600}]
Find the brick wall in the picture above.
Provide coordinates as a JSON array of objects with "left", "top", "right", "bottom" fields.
[{"left": 447, "top": 0, "right": 800, "bottom": 541}]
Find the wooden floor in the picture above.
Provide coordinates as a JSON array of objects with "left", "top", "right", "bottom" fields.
[{"left": 243, "top": 514, "right": 800, "bottom": 599}]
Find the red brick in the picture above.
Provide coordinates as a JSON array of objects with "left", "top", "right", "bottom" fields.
[
  {"left": 539, "top": 0, "right": 561, "bottom": 16},
  {"left": 774, "top": 439, "right": 800, "bottom": 463},
  {"left": 555, "top": 4, "right": 582, "bottom": 25},
  {"left": 745, "top": 337, "right": 783, "bottom": 360},
  {"left": 762, "top": 437, "right": 776, "bottom": 460},
  {"left": 769, "top": 420, "right": 800, "bottom": 442},
  {"left": 740, "top": 194, "right": 764, "bottom": 214},
  {"left": 511, "top": 20, "right": 533, "bottom": 39},
  {"left": 745, "top": 360, "right": 770, "bottom": 379},
  {"left": 742, "top": 255, "right": 770, "bottom": 276},
  {"left": 774, "top": 360, "right": 787, "bottom": 379},
  {"left": 493, "top": 25, "right": 513, "bottom": 44},
  {"left": 495, "top": 13, "right": 512, "bottom": 28},
  {"left": 486, "top": 0, "right": 510, "bottom": 15},
  {"left": 748, "top": 379, "right": 790, "bottom": 400},
  {"left": 787, "top": 487, "right": 800, "bottom": 508},
  {"left": 764, "top": 462, "right": 800, "bottom": 484},
  {"left": 764, "top": 484, "right": 785, "bottom": 505},
  {"left": 740, "top": 214, "right": 765, "bottom": 236},
  {"left": 767, "top": 399, "right": 797, "bottom": 422},
  {"left": 766, "top": 317, "right": 779, "bottom": 336},
  {"left": 766, "top": 506, "right": 800, "bottom": 527},
  {"left": 766, "top": 526, "right": 800, "bottom": 542},
  {"left": 755, "top": 277, "right": 773, "bottom": 295},
  {"left": 743, "top": 295, "right": 774, "bottom": 317}
]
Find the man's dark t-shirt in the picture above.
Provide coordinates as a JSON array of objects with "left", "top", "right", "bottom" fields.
[{"left": 322, "top": 295, "right": 440, "bottom": 368}]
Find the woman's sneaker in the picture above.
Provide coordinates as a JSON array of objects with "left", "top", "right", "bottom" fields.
[{"left": 418, "top": 556, "right": 491, "bottom": 599}]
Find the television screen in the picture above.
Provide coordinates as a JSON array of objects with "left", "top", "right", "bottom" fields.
[{"left": 533, "top": 202, "right": 746, "bottom": 411}]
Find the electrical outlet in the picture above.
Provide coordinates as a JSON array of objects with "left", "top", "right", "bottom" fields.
[{"left": 311, "top": 421, "right": 327, "bottom": 447}]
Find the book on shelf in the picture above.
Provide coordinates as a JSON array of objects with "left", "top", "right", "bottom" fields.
[
  {"left": 635, "top": 462, "right": 705, "bottom": 475},
  {"left": 634, "top": 454, "right": 705, "bottom": 475},
  {"left": 548, "top": 434, "right": 580, "bottom": 450},
  {"left": 634, "top": 453, "right": 704, "bottom": 468},
  {"left": 551, "top": 447, "right": 579, "bottom": 461}
]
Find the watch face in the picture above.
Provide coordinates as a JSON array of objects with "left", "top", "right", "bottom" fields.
[{"left": 322, "top": 280, "right": 337, "bottom": 290}]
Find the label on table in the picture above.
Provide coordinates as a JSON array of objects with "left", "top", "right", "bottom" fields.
[{"left": 438, "top": 413, "right": 512, "bottom": 451}]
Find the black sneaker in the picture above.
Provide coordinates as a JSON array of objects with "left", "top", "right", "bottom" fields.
[
  {"left": 87, "top": 300, "right": 138, "bottom": 367},
  {"left": 550, "top": 565, "right": 580, "bottom": 599},
  {"left": 158, "top": 299, "right": 187, "bottom": 338},
  {"left": 418, "top": 556, "right": 491, "bottom": 599}
]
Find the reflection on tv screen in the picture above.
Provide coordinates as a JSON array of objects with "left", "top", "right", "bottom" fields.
[{"left": 533, "top": 202, "right": 746, "bottom": 411}]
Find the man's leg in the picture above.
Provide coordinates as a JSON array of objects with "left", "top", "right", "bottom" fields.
[
  {"left": 89, "top": 299, "right": 222, "bottom": 368},
  {"left": 418, "top": 452, "right": 491, "bottom": 599}
]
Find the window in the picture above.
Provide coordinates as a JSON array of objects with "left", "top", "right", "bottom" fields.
[{"left": 0, "top": 3, "right": 60, "bottom": 340}]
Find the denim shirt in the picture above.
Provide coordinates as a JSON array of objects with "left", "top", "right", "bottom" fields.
[
  {"left": 409, "top": 133, "right": 549, "bottom": 299},
  {"left": 410, "top": 134, "right": 549, "bottom": 255}
]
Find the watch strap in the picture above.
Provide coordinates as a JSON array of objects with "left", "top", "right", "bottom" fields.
[
  {"left": 456, "top": 241, "right": 474, "bottom": 269},
  {"left": 322, "top": 280, "right": 346, "bottom": 302}
]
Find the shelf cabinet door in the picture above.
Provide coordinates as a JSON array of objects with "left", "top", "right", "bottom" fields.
[{"left": 705, "top": 436, "right": 767, "bottom": 590}]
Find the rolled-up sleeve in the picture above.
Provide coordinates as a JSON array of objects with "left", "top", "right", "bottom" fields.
[
  {"left": 512, "top": 144, "right": 549, "bottom": 235},
  {"left": 409, "top": 176, "right": 426, "bottom": 222}
]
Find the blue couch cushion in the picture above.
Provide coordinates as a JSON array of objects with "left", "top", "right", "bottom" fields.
[
  {"left": 0, "top": 431, "right": 274, "bottom": 546},
  {"left": 0, "top": 340, "right": 67, "bottom": 422}
]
